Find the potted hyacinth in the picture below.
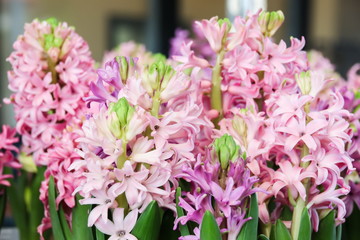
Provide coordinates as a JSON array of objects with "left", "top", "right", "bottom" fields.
[{"left": 0, "top": 9, "right": 359, "bottom": 240}]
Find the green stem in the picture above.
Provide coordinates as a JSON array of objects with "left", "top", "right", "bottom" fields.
[
  {"left": 117, "top": 140, "right": 127, "bottom": 168},
  {"left": 291, "top": 197, "right": 306, "bottom": 240},
  {"left": 47, "top": 56, "right": 58, "bottom": 84},
  {"left": 116, "top": 140, "right": 129, "bottom": 213},
  {"left": 291, "top": 145, "right": 310, "bottom": 240},
  {"left": 150, "top": 90, "right": 161, "bottom": 118},
  {"left": 211, "top": 50, "right": 226, "bottom": 127},
  {"left": 116, "top": 193, "right": 129, "bottom": 215},
  {"left": 261, "top": 222, "right": 272, "bottom": 238}
]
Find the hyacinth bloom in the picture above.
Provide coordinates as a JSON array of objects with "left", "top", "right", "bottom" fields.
[
  {"left": 3, "top": 10, "right": 359, "bottom": 240},
  {"left": 6, "top": 18, "right": 96, "bottom": 165},
  {"left": 37, "top": 130, "right": 87, "bottom": 238},
  {"left": 95, "top": 208, "right": 138, "bottom": 240},
  {"left": 71, "top": 55, "right": 213, "bottom": 235},
  {"left": 0, "top": 125, "right": 21, "bottom": 187},
  {"left": 169, "top": 10, "right": 355, "bottom": 238},
  {"left": 175, "top": 135, "right": 261, "bottom": 240}
]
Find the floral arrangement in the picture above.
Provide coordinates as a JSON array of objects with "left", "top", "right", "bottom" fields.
[{"left": 1, "top": 10, "right": 360, "bottom": 240}]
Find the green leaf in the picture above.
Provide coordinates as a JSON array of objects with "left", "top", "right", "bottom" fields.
[
  {"left": 237, "top": 194, "right": 258, "bottom": 240},
  {"left": 158, "top": 210, "right": 180, "bottom": 240},
  {"left": 258, "top": 234, "right": 269, "bottom": 240},
  {"left": 313, "top": 211, "right": 336, "bottom": 240},
  {"left": 200, "top": 211, "right": 222, "bottom": 240},
  {"left": 176, "top": 187, "right": 190, "bottom": 236},
  {"left": 336, "top": 224, "right": 342, "bottom": 240},
  {"left": 342, "top": 205, "right": 360, "bottom": 240},
  {"left": 48, "top": 176, "right": 65, "bottom": 240},
  {"left": 29, "top": 167, "right": 46, "bottom": 240},
  {"left": 72, "top": 194, "right": 93, "bottom": 240},
  {"left": 275, "top": 220, "right": 291, "bottom": 240},
  {"left": 298, "top": 208, "right": 311, "bottom": 240},
  {"left": 95, "top": 227, "right": 105, "bottom": 240},
  {"left": 59, "top": 205, "right": 72, "bottom": 239},
  {"left": 132, "top": 201, "right": 163, "bottom": 240},
  {"left": 5, "top": 168, "right": 29, "bottom": 240},
  {"left": 0, "top": 188, "right": 7, "bottom": 227}
]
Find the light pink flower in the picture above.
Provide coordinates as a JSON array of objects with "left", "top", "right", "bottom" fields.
[
  {"left": 195, "top": 17, "right": 228, "bottom": 53},
  {"left": 273, "top": 161, "right": 316, "bottom": 200},
  {"left": 95, "top": 208, "right": 138, "bottom": 240},
  {"left": 276, "top": 116, "right": 327, "bottom": 151},
  {"left": 81, "top": 184, "right": 120, "bottom": 226},
  {"left": 114, "top": 161, "right": 148, "bottom": 208}
]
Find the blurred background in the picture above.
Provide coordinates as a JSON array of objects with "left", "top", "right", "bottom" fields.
[{"left": 0, "top": 0, "right": 360, "bottom": 126}]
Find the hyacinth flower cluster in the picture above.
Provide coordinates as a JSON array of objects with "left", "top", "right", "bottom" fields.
[
  {"left": 6, "top": 18, "right": 97, "bottom": 239},
  {"left": 70, "top": 55, "right": 214, "bottom": 238},
  {"left": 176, "top": 134, "right": 260, "bottom": 240},
  {"left": 0, "top": 125, "right": 21, "bottom": 188},
  {"left": 339, "top": 64, "right": 360, "bottom": 217},
  {"left": 3, "top": 9, "right": 360, "bottom": 240},
  {"left": 170, "top": 10, "right": 354, "bottom": 239},
  {"left": 6, "top": 17, "right": 96, "bottom": 165}
]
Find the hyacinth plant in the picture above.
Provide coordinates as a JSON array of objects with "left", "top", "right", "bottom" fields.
[
  {"left": 3, "top": 9, "right": 360, "bottom": 240},
  {"left": 5, "top": 17, "right": 97, "bottom": 240}
]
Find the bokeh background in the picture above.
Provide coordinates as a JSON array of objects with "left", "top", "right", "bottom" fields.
[{"left": 1, "top": 0, "right": 360, "bottom": 126}]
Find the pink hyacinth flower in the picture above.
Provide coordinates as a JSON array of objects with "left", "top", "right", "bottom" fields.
[{"left": 95, "top": 208, "right": 138, "bottom": 240}]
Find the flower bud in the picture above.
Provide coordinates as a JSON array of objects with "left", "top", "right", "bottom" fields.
[
  {"left": 109, "top": 97, "right": 135, "bottom": 130},
  {"left": 143, "top": 60, "right": 175, "bottom": 95},
  {"left": 46, "top": 17, "right": 59, "bottom": 28},
  {"left": 296, "top": 71, "right": 312, "bottom": 95},
  {"left": 19, "top": 152, "right": 37, "bottom": 173},
  {"left": 160, "top": 64, "right": 175, "bottom": 91},
  {"left": 258, "top": 10, "right": 285, "bottom": 37},
  {"left": 214, "top": 134, "right": 240, "bottom": 170},
  {"left": 115, "top": 56, "right": 134, "bottom": 84},
  {"left": 108, "top": 112, "right": 122, "bottom": 139},
  {"left": 218, "top": 18, "right": 232, "bottom": 45}
]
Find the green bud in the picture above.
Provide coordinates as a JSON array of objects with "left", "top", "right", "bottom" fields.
[
  {"left": 143, "top": 60, "right": 175, "bottom": 94},
  {"left": 355, "top": 91, "right": 360, "bottom": 99},
  {"left": 218, "top": 18, "right": 232, "bottom": 47},
  {"left": 53, "top": 37, "right": 63, "bottom": 48},
  {"left": 46, "top": 17, "right": 59, "bottom": 29},
  {"left": 214, "top": 134, "right": 240, "bottom": 170},
  {"left": 109, "top": 97, "right": 135, "bottom": 129},
  {"left": 43, "top": 32, "right": 64, "bottom": 51},
  {"left": 160, "top": 64, "right": 175, "bottom": 91},
  {"left": 152, "top": 53, "right": 167, "bottom": 63},
  {"left": 218, "top": 18, "right": 232, "bottom": 32},
  {"left": 44, "top": 34, "right": 55, "bottom": 51},
  {"left": 258, "top": 10, "right": 285, "bottom": 37},
  {"left": 109, "top": 112, "right": 122, "bottom": 139},
  {"left": 115, "top": 56, "right": 131, "bottom": 83},
  {"left": 19, "top": 152, "right": 37, "bottom": 173},
  {"left": 296, "top": 71, "right": 312, "bottom": 95}
]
